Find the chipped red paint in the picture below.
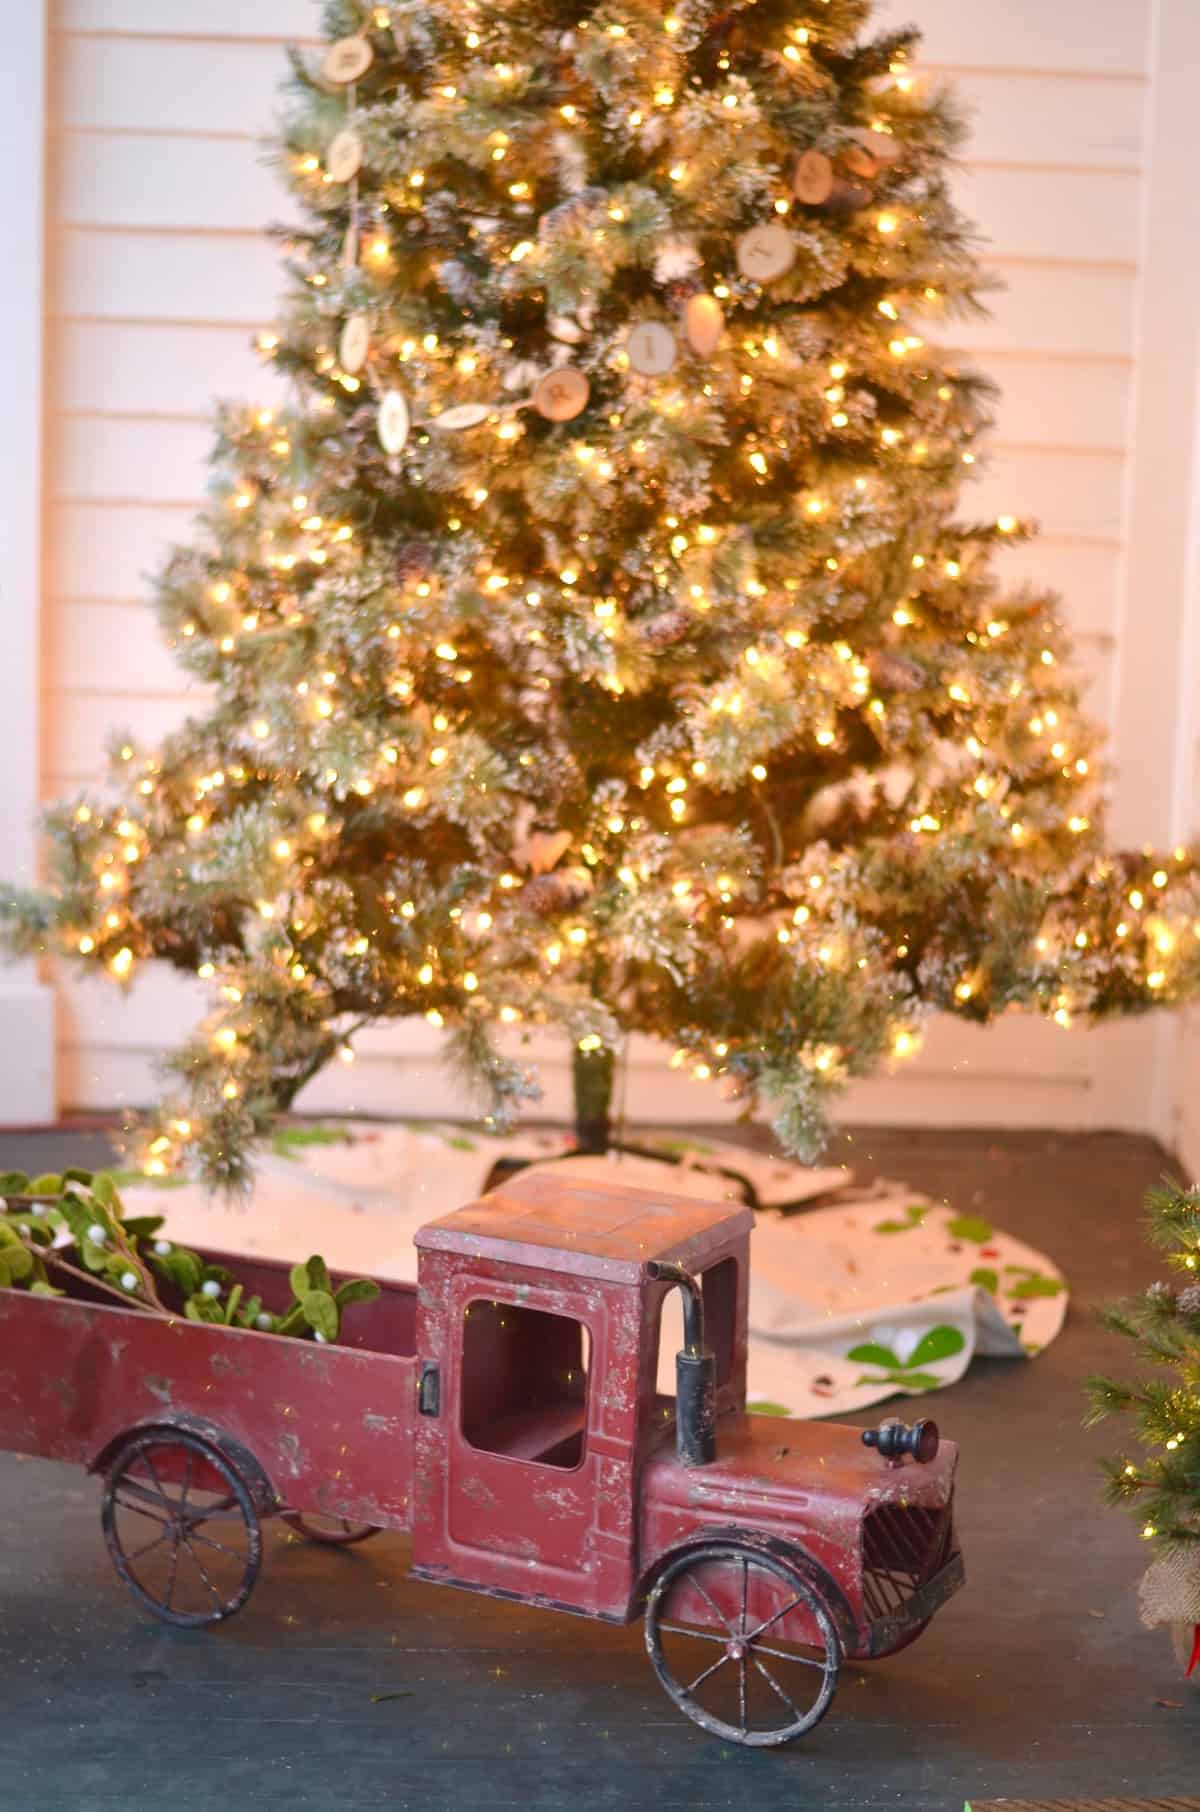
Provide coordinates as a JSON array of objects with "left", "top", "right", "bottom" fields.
[{"left": 1, "top": 1168, "right": 961, "bottom": 1669}]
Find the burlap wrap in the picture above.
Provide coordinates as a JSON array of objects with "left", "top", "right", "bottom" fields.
[{"left": 1138, "top": 1546, "right": 1200, "bottom": 1627}]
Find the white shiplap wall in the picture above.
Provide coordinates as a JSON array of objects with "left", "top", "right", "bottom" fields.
[{"left": 36, "top": 0, "right": 1192, "bottom": 1134}]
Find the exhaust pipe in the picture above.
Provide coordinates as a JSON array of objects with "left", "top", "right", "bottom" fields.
[{"left": 645, "top": 1260, "right": 717, "bottom": 1466}]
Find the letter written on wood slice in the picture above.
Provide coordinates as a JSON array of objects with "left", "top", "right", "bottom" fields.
[
  {"left": 626, "top": 322, "right": 678, "bottom": 378},
  {"left": 326, "top": 129, "right": 364, "bottom": 184},
  {"left": 533, "top": 367, "right": 590, "bottom": 422},
  {"left": 323, "top": 36, "right": 373, "bottom": 84},
  {"left": 735, "top": 222, "right": 797, "bottom": 283}
]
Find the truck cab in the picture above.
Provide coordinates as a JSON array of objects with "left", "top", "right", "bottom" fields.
[
  {"left": 409, "top": 1167, "right": 962, "bottom": 1664},
  {"left": 409, "top": 1166, "right": 751, "bottom": 1618}
]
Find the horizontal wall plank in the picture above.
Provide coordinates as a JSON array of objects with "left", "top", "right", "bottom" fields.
[
  {"left": 939, "top": 263, "right": 1135, "bottom": 361},
  {"left": 954, "top": 164, "right": 1140, "bottom": 267},
  {"left": 58, "top": 1, "right": 318, "bottom": 36},
  {"left": 45, "top": 691, "right": 196, "bottom": 780},
  {"left": 969, "top": 446, "right": 1124, "bottom": 542},
  {"left": 51, "top": 415, "right": 1127, "bottom": 544},
  {"left": 52, "top": 415, "right": 216, "bottom": 504},
  {"left": 53, "top": 41, "right": 1145, "bottom": 174},
  {"left": 950, "top": 70, "right": 1146, "bottom": 169},
  {"left": 60, "top": 0, "right": 1152, "bottom": 77},
  {"left": 58, "top": 1041, "right": 1106, "bottom": 1132},
  {"left": 56, "top": 34, "right": 286, "bottom": 134},
  {"left": 993, "top": 538, "right": 1121, "bottom": 640},
  {"left": 53, "top": 329, "right": 1131, "bottom": 459},
  {"left": 55, "top": 133, "right": 292, "bottom": 235},
  {"left": 985, "top": 356, "right": 1130, "bottom": 450},
  {"left": 52, "top": 242, "right": 1134, "bottom": 369},
  {"left": 53, "top": 228, "right": 286, "bottom": 324},
  {"left": 55, "top": 37, "right": 1148, "bottom": 179},
  {"left": 57, "top": 967, "right": 1093, "bottom": 1085},
  {"left": 49, "top": 602, "right": 195, "bottom": 694},
  {"left": 47, "top": 502, "right": 196, "bottom": 600},
  {"left": 56, "top": 1026, "right": 1107, "bottom": 1133},
  {"left": 875, "top": 0, "right": 1151, "bottom": 77},
  {"left": 51, "top": 320, "right": 287, "bottom": 416},
  {"left": 54, "top": 132, "right": 1138, "bottom": 269}
]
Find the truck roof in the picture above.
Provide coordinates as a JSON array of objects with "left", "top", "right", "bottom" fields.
[{"left": 414, "top": 1167, "right": 754, "bottom": 1283}]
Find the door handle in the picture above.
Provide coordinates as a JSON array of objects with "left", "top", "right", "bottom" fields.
[{"left": 418, "top": 1361, "right": 440, "bottom": 1417}]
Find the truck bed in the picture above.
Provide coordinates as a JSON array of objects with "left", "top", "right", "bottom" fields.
[{"left": 0, "top": 1249, "right": 418, "bottom": 1530}]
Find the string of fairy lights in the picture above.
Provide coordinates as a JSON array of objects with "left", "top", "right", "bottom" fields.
[{"left": 26, "top": 0, "right": 1198, "bottom": 1179}]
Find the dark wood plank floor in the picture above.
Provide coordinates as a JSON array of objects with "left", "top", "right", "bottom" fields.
[{"left": 1, "top": 1124, "right": 1198, "bottom": 1811}]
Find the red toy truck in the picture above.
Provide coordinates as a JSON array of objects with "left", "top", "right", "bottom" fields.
[{"left": 0, "top": 1169, "right": 963, "bottom": 1746}]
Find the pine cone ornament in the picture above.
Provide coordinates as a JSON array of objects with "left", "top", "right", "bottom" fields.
[
  {"left": 1147, "top": 1279, "right": 1176, "bottom": 1305},
  {"left": 869, "top": 650, "right": 925, "bottom": 693},
  {"left": 637, "top": 606, "right": 693, "bottom": 650},
  {"left": 520, "top": 869, "right": 591, "bottom": 916},
  {"left": 1176, "top": 1281, "right": 1200, "bottom": 1316},
  {"left": 394, "top": 541, "right": 433, "bottom": 584}
]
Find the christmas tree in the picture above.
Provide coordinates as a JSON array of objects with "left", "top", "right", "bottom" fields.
[
  {"left": 1086, "top": 1180, "right": 1200, "bottom": 1678},
  {"left": 4, "top": 0, "right": 1200, "bottom": 1188}
]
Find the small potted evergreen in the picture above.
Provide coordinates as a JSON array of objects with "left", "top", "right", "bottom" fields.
[{"left": 1086, "top": 1179, "right": 1200, "bottom": 1685}]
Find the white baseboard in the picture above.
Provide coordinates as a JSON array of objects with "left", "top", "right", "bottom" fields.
[{"left": 0, "top": 978, "right": 56, "bottom": 1123}]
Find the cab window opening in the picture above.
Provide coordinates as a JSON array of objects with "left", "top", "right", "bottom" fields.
[{"left": 460, "top": 1299, "right": 591, "bottom": 1470}]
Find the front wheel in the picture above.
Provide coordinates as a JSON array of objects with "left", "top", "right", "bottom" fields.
[{"left": 645, "top": 1542, "right": 841, "bottom": 1746}]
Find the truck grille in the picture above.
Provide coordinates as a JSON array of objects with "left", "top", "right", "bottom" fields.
[{"left": 861, "top": 1500, "right": 954, "bottom": 1620}]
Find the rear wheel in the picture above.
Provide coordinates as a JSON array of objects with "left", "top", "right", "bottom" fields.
[
  {"left": 102, "top": 1429, "right": 262, "bottom": 1627},
  {"left": 645, "top": 1542, "right": 841, "bottom": 1746},
  {"left": 279, "top": 1511, "right": 379, "bottom": 1546}
]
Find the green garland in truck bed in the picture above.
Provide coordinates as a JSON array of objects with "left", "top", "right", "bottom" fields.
[{"left": 0, "top": 1166, "right": 377, "bottom": 1342}]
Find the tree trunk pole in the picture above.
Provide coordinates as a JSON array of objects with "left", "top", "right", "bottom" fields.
[{"left": 572, "top": 1044, "right": 615, "bottom": 1153}]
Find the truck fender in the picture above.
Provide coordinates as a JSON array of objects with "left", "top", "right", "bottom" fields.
[
  {"left": 88, "top": 1412, "right": 279, "bottom": 1516},
  {"left": 632, "top": 1523, "right": 859, "bottom": 1657}
]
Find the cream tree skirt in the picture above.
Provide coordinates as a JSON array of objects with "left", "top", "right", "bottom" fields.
[{"left": 126, "top": 1123, "right": 1068, "bottom": 1421}]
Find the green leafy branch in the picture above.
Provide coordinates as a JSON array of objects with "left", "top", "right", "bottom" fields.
[{"left": 0, "top": 1167, "right": 378, "bottom": 1344}]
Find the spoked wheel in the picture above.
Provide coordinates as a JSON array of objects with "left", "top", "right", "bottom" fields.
[
  {"left": 279, "top": 1510, "right": 379, "bottom": 1546},
  {"left": 102, "top": 1429, "right": 262, "bottom": 1627},
  {"left": 645, "top": 1542, "right": 841, "bottom": 1746}
]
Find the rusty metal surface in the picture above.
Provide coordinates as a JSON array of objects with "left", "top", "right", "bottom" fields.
[
  {"left": 638, "top": 1411, "right": 958, "bottom": 1653},
  {"left": 0, "top": 1255, "right": 418, "bottom": 1530},
  {"left": 416, "top": 1168, "right": 755, "bottom": 1281}
]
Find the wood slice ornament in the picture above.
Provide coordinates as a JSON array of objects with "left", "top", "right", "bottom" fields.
[
  {"left": 326, "top": 128, "right": 364, "bottom": 184},
  {"left": 339, "top": 313, "right": 370, "bottom": 374},
  {"left": 323, "top": 36, "right": 373, "bottom": 85},
  {"left": 533, "top": 367, "right": 590, "bottom": 422},
  {"left": 377, "top": 390, "right": 410, "bottom": 454},
  {"left": 626, "top": 321, "right": 677, "bottom": 377},
  {"left": 683, "top": 293, "right": 725, "bottom": 358},
  {"left": 736, "top": 222, "right": 796, "bottom": 283},
  {"left": 792, "top": 149, "right": 835, "bottom": 206},
  {"left": 433, "top": 404, "right": 492, "bottom": 431}
]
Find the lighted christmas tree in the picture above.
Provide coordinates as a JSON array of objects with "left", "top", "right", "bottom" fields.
[{"left": 4, "top": 0, "right": 1200, "bottom": 1187}]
